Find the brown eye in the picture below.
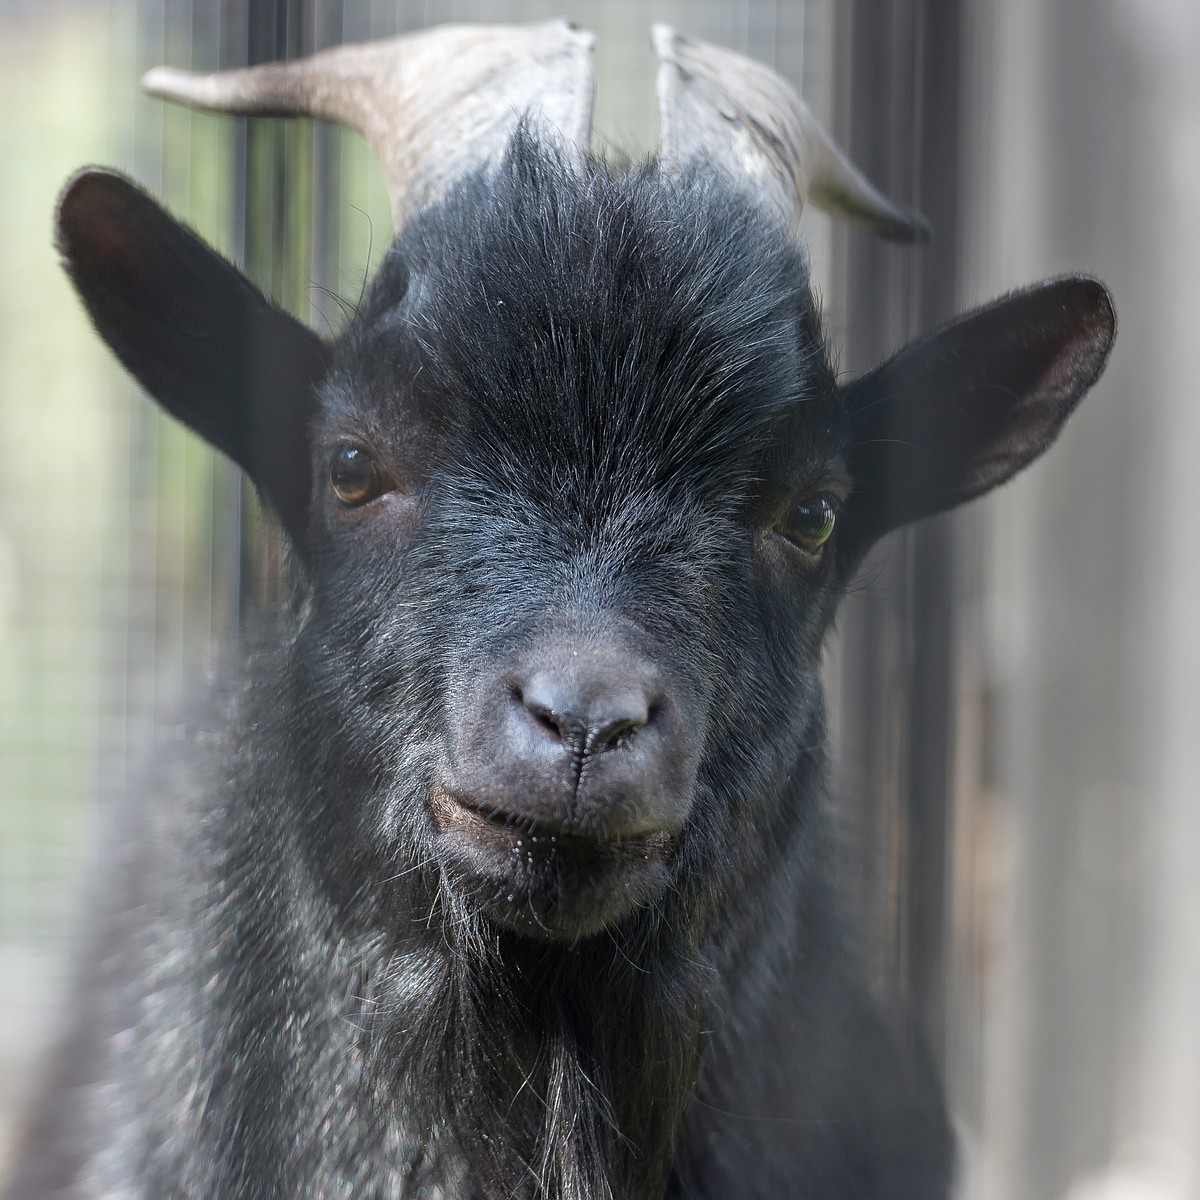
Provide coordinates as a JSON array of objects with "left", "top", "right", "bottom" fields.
[
  {"left": 774, "top": 496, "right": 837, "bottom": 558},
  {"left": 329, "top": 445, "right": 387, "bottom": 507}
]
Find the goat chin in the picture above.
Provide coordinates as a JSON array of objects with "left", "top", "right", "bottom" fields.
[{"left": 429, "top": 784, "right": 677, "bottom": 939}]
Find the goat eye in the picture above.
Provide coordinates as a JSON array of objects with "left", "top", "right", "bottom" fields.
[
  {"left": 775, "top": 497, "right": 837, "bottom": 557},
  {"left": 329, "top": 446, "right": 387, "bottom": 506}
]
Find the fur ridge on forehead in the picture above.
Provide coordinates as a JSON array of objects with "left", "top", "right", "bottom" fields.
[{"left": 336, "top": 128, "right": 839, "bottom": 501}]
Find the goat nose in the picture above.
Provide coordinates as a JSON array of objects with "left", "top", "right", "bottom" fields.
[
  {"left": 518, "top": 669, "right": 652, "bottom": 754},
  {"left": 442, "top": 652, "right": 691, "bottom": 843}
]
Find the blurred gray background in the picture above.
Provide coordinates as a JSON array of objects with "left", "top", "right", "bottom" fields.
[{"left": 1, "top": 0, "right": 1196, "bottom": 1197}]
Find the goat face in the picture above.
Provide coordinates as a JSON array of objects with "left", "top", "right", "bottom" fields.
[
  {"left": 295, "top": 142, "right": 846, "bottom": 939},
  {"left": 56, "top": 116, "right": 1113, "bottom": 953}
]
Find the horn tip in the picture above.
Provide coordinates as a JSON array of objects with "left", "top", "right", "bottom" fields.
[
  {"left": 867, "top": 209, "right": 933, "bottom": 243},
  {"left": 896, "top": 209, "right": 934, "bottom": 243},
  {"left": 142, "top": 66, "right": 192, "bottom": 101}
]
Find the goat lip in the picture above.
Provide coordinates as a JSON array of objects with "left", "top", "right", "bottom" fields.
[
  {"left": 427, "top": 784, "right": 676, "bottom": 940},
  {"left": 428, "top": 785, "right": 677, "bottom": 854}
]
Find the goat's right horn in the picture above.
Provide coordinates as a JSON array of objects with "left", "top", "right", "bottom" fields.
[
  {"left": 143, "top": 20, "right": 596, "bottom": 233},
  {"left": 653, "top": 25, "right": 930, "bottom": 243}
]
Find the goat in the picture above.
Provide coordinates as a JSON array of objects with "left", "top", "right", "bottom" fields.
[{"left": 13, "top": 20, "right": 1115, "bottom": 1200}]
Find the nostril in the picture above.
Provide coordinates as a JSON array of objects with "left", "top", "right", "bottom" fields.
[
  {"left": 512, "top": 670, "right": 659, "bottom": 755},
  {"left": 589, "top": 715, "right": 644, "bottom": 753},
  {"left": 526, "top": 697, "right": 566, "bottom": 740},
  {"left": 513, "top": 681, "right": 582, "bottom": 747},
  {"left": 589, "top": 694, "right": 654, "bottom": 753}
]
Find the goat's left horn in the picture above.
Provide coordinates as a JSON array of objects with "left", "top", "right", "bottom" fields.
[
  {"left": 143, "top": 20, "right": 596, "bottom": 233},
  {"left": 653, "top": 25, "right": 930, "bottom": 243}
]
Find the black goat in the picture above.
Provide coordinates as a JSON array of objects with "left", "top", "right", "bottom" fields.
[{"left": 13, "top": 20, "right": 1114, "bottom": 1200}]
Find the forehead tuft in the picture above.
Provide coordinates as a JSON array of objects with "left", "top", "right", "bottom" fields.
[{"left": 339, "top": 130, "right": 836, "bottom": 499}]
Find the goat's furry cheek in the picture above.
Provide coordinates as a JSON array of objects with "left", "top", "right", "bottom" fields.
[
  {"left": 313, "top": 489, "right": 426, "bottom": 559},
  {"left": 755, "top": 529, "right": 840, "bottom": 604}
]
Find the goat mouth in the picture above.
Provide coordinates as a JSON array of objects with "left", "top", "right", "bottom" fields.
[
  {"left": 428, "top": 786, "right": 676, "bottom": 854},
  {"left": 427, "top": 786, "right": 676, "bottom": 939}
]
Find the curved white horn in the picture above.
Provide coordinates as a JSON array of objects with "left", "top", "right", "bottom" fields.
[
  {"left": 653, "top": 25, "right": 930, "bottom": 243},
  {"left": 143, "top": 20, "right": 596, "bottom": 232}
]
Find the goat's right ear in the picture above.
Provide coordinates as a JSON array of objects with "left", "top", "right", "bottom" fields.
[{"left": 56, "top": 168, "right": 329, "bottom": 537}]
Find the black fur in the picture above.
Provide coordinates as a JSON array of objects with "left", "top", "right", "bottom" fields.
[{"left": 13, "top": 130, "right": 1115, "bottom": 1200}]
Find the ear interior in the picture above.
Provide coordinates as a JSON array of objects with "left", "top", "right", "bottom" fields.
[
  {"left": 56, "top": 168, "right": 329, "bottom": 536},
  {"left": 840, "top": 276, "right": 1116, "bottom": 547}
]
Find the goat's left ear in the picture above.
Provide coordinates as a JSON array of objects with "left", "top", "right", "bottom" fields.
[
  {"left": 838, "top": 275, "right": 1115, "bottom": 556},
  {"left": 56, "top": 168, "right": 329, "bottom": 539}
]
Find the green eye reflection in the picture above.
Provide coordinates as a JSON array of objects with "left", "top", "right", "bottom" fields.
[{"left": 774, "top": 496, "right": 837, "bottom": 556}]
